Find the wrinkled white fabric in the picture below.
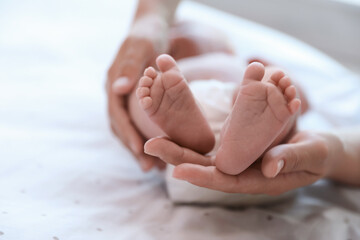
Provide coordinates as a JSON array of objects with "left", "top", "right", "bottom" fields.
[
  {"left": 190, "top": 79, "right": 236, "bottom": 153},
  {"left": 1, "top": 1, "right": 360, "bottom": 240}
]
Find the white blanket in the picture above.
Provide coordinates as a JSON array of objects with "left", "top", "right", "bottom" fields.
[{"left": 1, "top": 1, "right": 360, "bottom": 239}]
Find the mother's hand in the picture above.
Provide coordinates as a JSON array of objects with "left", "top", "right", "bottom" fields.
[
  {"left": 106, "top": 33, "right": 166, "bottom": 171},
  {"left": 144, "top": 132, "right": 331, "bottom": 195}
]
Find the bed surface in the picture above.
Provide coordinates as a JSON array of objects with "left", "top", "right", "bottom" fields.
[{"left": 1, "top": 1, "right": 360, "bottom": 239}]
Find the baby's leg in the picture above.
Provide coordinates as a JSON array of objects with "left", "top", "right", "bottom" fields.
[
  {"left": 215, "top": 62, "right": 301, "bottom": 175},
  {"left": 177, "top": 53, "right": 244, "bottom": 83},
  {"left": 169, "top": 20, "right": 234, "bottom": 60},
  {"left": 169, "top": 20, "right": 241, "bottom": 84},
  {"left": 135, "top": 54, "right": 215, "bottom": 154}
]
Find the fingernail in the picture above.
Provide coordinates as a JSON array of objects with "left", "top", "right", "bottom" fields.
[
  {"left": 144, "top": 148, "right": 156, "bottom": 157},
  {"left": 112, "top": 77, "right": 129, "bottom": 92},
  {"left": 274, "top": 159, "right": 284, "bottom": 177},
  {"left": 143, "top": 138, "right": 161, "bottom": 156},
  {"left": 143, "top": 142, "right": 151, "bottom": 155},
  {"left": 143, "top": 147, "right": 150, "bottom": 155}
]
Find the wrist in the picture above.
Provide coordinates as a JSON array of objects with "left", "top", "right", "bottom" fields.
[
  {"left": 319, "top": 132, "right": 346, "bottom": 180},
  {"left": 323, "top": 130, "right": 360, "bottom": 185},
  {"left": 130, "top": 14, "right": 169, "bottom": 54}
]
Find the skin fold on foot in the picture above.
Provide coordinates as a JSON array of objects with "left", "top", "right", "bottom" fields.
[
  {"left": 215, "top": 62, "right": 301, "bottom": 175},
  {"left": 136, "top": 54, "right": 215, "bottom": 154}
]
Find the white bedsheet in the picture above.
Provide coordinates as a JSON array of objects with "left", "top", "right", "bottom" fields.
[{"left": 1, "top": 1, "right": 360, "bottom": 239}]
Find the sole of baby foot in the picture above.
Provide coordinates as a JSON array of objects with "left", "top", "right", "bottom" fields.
[
  {"left": 137, "top": 54, "right": 215, "bottom": 154},
  {"left": 215, "top": 62, "right": 301, "bottom": 175}
]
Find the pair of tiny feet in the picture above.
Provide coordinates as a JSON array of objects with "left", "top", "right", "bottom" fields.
[{"left": 137, "top": 54, "right": 300, "bottom": 175}]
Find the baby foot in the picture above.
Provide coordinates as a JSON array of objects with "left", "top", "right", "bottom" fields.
[
  {"left": 215, "top": 62, "right": 301, "bottom": 175},
  {"left": 137, "top": 54, "right": 215, "bottom": 154}
]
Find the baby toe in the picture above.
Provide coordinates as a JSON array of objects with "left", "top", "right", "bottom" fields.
[
  {"left": 144, "top": 67, "right": 157, "bottom": 79},
  {"left": 136, "top": 87, "right": 150, "bottom": 98},
  {"left": 279, "top": 76, "right": 291, "bottom": 92},
  {"left": 243, "top": 62, "right": 265, "bottom": 83},
  {"left": 288, "top": 98, "right": 301, "bottom": 114},
  {"left": 139, "top": 76, "right": 154, "bottom": 87},
  {"left": 270, "top": 70, "right": 285, "bottom": 83},
  {"left": 156, "top": 54, "right": 178, "bottom": 73},
  {"left": 284, "top": 85, "right": 297, "bottom": 101},
  {"left": 140, "top": 96, "right": 153, "bottom": 110}
]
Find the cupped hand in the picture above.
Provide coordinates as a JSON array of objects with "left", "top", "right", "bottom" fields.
[
  {"left": 106, "top": 35, "right": 166, "bottom": 172},
  {"left": 144, "top": 131, "right": 331, "bottom": 195}
]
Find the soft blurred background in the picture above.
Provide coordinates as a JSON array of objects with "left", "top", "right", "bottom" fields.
[
  {"left": 1, "top": 0, "right": 360, "bottom": 239},
  {"left": 195, "top": 0, "right": 360, "bottom": 74},
  {"left": 1, "top": 0, "right": 359, "bottom": 83}
]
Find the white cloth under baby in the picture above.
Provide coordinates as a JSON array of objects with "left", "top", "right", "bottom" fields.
[
  {"left": 190, "top": 79, "right": 235, "bottom": 153},
  {"left": 165, "top": 79, "right": 296, "bottom": 206}
]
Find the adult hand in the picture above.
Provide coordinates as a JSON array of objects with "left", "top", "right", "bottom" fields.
[
  {"left": 106, "top": 17, "right": 168, "bottom": 171},
  {"left": 144, "top": 131, "right": 332, "bottom": 195}
]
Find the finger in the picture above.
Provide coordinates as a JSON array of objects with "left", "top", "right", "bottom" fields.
[
  {"left": 108, "top": 93, "right": 159, "bottom": 172},
  {"left": 174, "top": 163, "right": 319, "bottom": 195},
  {"left": 138, "top": 154, "right": 158, "bottom": 172},
  {"left": 110, "top": 40, "right": 154, "bottom": 95},
  {"left": 113, "top": 120, "right": 154, "bottom": 172},
  {"left": 109, "top": 100, "right": 143, "bottom": 152},
  {"left": 174, "top": 164, "right": 276, "bottom": 194},
  {"left": 111, "top": 116, "right": 152, "bottom": 172},
  {"left": 112, "top": 60, "right": 144, "bottom": 95},
  {"left": 110, "top": 123, "right": 120, "bottom": 138},
  {"left": 262, "top": 133, "right": 328, "bottom": 178},
  {"left": 144, "top": 137, "right": 213, "bottom": 166},
  {"left": 173, "top": 164, "right": 243, "bottom": 193},
  {"left": 154, "top": 159, "right": 167, "bottom": 170},
  {"left": 144, "top": 151, "right": 166, "bottom": 171},
  {"left": 112, "top": 77, "right": 131, "bottom": 95}
]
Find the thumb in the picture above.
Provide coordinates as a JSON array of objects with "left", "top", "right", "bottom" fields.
[
  {"left": 144, "top": 137, "right": 213, "bottom": 167},
  {"left": 112, "top": 77, "right": 134, "bottom": 95},
  {"left": 262, "top": 133, "right": 328, "bottom": 178},
  {"left": 112, "top": 59, "right": 151, "bottom": 95}
]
